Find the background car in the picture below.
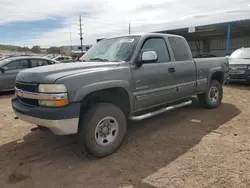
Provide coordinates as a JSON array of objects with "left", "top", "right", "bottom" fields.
[
  {"left": 228, "top": 47, "right": 250, "bottom": 83},
  {"left": 0, "top": 56, "right": 60, "bottom": 92},
  {"left": 53, "top": 56, "right": 73, "bottom": 63}
]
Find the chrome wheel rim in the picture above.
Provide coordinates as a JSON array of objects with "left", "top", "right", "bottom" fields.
[
  {"left": 209, "top": 86, "right": 219, "bottom": 103},
  {"left": 94, "top": 117, "right": 119, "bottom": 147}
]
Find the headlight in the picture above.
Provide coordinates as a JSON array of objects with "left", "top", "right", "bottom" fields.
[
  {"left": 38, "top": 84, "right": 69, "bottom": 107},
  {"left": 38, "top": 84, "right": 67, "bottom": 93},
  {"left": 248, "top": 66, "right": 250, "bottom": 69}
]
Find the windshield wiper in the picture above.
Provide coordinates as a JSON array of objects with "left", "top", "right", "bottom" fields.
[{"left": 89, "top": 58, "right": 109, "bottom": 62}]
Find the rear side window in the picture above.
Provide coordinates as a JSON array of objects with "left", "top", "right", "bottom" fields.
[
  {"left": 30, "top": 59, "right": 50, "bottom": 67},
  {"left": 141, "top": 38, "right": 170, "bottom": 63},
  {"left": 169, "top": 37, "right": 190, "bottom": 61}
]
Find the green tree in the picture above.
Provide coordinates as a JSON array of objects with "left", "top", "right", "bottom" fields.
[
  {"left": 31, "top": 45, "right": 41, "bottom": 53},
  {"left": 47, "top": 47, "right": 60, "bottom": 54}
]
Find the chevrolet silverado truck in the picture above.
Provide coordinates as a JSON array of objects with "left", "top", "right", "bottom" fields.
[{"left": 12, "top": 33, "right": 229, "bottom": 158}]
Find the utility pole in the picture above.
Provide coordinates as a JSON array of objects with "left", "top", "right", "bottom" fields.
[
  {"left": 70, "top": 27, "right": 73, "bottom": 51},
  {"left": 129, "top": 23, "right": 131, "bottom": 34},
  {"left": 79, "top": 15, "right": 83, "bottom": 54}
]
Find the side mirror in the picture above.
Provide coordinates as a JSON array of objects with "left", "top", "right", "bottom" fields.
[
  {"left": 0, "top": 67, "right": 7, "bottom": 73},
  {"left": 135, "top": 50, "right": 158, "bottom": 67},
  {"left": 142, "top": 51, "right": 158, "bottom": 62}
]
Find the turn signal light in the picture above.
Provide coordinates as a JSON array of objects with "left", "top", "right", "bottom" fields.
[{"left": 38, "top": 99, "right": 69, "bottom": 107}]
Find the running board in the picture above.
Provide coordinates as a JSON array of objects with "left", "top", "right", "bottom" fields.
[{"left": 129, "top": 100, "right": 192, "bottom": 121}]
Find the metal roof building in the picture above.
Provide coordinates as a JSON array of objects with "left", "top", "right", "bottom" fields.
[
  {"left": 153, "top": 9, "right": 250, "bottom": 57},
  {"left": 154, "top": 19, "right": 250, "bottom": 57}
]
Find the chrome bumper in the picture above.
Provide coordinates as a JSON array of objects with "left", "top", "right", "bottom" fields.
[
  {"left": 15, "top": 111, "right": 79, "bottom": 135},
  {"left": 15, "top": 87, "right": 68, "bottom": 100}
]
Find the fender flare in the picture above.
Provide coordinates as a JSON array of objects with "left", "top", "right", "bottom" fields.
[
  {"left": 73, "top": 80, "right": 134, "bottom": 110},
  {"left": 208, "top": 67, "right": 224, "bottom": 84}
]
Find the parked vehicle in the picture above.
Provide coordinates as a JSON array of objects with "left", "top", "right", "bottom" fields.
[
  {"left": 12, "top": 33, "right": 229, "bottom": 157},
  {"left": 194, "top": 53, "right": 217, "bottom": 58},
  {"left": 53, "top": 56, "right": 72, "bottom": 63},
  {"left": 228, "top": 47, "right": 250, "bottom": 83},
  {"left": 0, "top": 56, "right": 59, "bottom": 92}
]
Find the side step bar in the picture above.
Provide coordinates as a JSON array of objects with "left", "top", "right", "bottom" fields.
[{"left": 129, "top": 100, "right": 192, "bottom": 121}]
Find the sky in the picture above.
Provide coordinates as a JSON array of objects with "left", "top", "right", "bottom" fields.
[{"left": 0, "top": 0, "right": 250, "bottom": 48}]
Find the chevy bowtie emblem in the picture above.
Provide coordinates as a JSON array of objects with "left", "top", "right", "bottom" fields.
[{"left": 16, "top": 89, "right": 23, "bottom": 98}]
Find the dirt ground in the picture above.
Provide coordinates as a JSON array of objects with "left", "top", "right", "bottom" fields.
[{"left": 0, "top": 84, "right": 250, "bottom": 188}]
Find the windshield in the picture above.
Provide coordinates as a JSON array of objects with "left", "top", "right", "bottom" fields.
[
  {"left": 230, "top": 48, "right": 250, "bottom": 59},
  {"left": 80, "top": 36, "right": 139, "bottom": 62},
  {"left": 0, "top": 59, "right": 11, "bottom": 67}
]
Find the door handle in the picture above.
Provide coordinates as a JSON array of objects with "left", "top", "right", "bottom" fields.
[{"left": 168, "top": 67, "right": 175, "bottom": 73}]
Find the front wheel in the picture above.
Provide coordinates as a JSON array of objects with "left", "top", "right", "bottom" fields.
[
  {"left": 78, "top": 103, "right": 127, "bottom": 158},
  {"left": 198, "top": 80, "right": 223, "bottom": 109}
]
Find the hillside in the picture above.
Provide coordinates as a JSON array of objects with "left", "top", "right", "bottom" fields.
[{"left": 0, "top": 44, "right": 31, "bottom": 53}]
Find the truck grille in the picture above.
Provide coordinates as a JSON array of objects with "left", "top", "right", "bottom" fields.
[
  {"left": 15, "top": 81, "right": 38, "bottom": 106},
  {"left": 229, "top": 74, "right": 247, "bottom": 79},
  {"left": 15, "top": 81, "right": 38, "bottom": 92},
  {"left": 229, "top": 65, "right": 248, "bottom": 70}
]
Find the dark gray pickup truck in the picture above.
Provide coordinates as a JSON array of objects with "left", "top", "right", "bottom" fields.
[{"left": 12, "top": 33, "right": 229, "bottom": 157}]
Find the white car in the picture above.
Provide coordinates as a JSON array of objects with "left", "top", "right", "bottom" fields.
[
  {"left": 53, "top": 56, "right": 72, "bottom": 62},
  {"left": 228, "top": 47, "right": 250, "bottom": 83}
]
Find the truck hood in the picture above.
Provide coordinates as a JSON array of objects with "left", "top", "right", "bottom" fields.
[
  {"left": 16, "top": 61, "right": 120, "bottom": 83},
  {"left": 229, "top": 58, "right": 250, "bottom": 65}
]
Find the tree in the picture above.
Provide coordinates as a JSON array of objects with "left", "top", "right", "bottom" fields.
[
  {"left": 22, "top": 47, "right": 30, "bottom": 52},
  {"left": 31, "top": 45, "right": 41, "bottom": 53},
  {"left": 47, "top": 46, "right": 60, "bottom": 54}
]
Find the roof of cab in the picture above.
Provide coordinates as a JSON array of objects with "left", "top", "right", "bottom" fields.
[{"left": 103, "top": 33, "right": 183, "bottom": 40}]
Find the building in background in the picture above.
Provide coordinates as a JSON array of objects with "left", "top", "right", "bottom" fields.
[{"left": 155, "top": 19, "right": 250, "bottom": 57}]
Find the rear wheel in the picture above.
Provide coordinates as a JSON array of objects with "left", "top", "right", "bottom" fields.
[
  {"left": 78, "top": 103, "right": 127, "bottom": 158},
  {"left": 198, "top": 80, "right": 223, "bottom": 109}
]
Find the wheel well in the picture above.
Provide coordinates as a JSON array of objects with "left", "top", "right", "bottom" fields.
[
  {"left": 80, "top": 87, "right": 130, "bottom": 117},
  {"left": 211, "top": 72, "right": 223, "bottom": 84}
]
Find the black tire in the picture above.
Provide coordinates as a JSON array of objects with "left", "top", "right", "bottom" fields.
[
  {"left": 78, "top": 103, "right": 127, "bottom": 158},
  {"left": 198, "top": 80, "right": 223, "bottom": 109}
]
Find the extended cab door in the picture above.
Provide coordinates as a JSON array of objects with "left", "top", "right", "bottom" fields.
[
  {"left": 167, "top": 36, "right": 197, "bottom": 98},
  {"left": 131, "top": 37, "right": 177, "bottom": 111}
]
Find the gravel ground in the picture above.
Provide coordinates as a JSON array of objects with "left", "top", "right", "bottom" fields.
[{"left": 0, "top": 84, "right": 250, "bottom": 188}]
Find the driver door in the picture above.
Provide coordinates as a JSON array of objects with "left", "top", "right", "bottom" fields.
[{"left": 131, "top": 37, "right": 177, "bottom": 111}]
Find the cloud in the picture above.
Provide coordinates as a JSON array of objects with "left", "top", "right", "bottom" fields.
[
  {"left": 1, "top": 0, "right": 250, "bottom": 47},
  {"left": 0, "top": 0, "right": 96, "bottom": 24}
]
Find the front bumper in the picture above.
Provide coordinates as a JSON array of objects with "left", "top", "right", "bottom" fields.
[{"left": 12, "top": 97, "right": 80, "bottom": 135}]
